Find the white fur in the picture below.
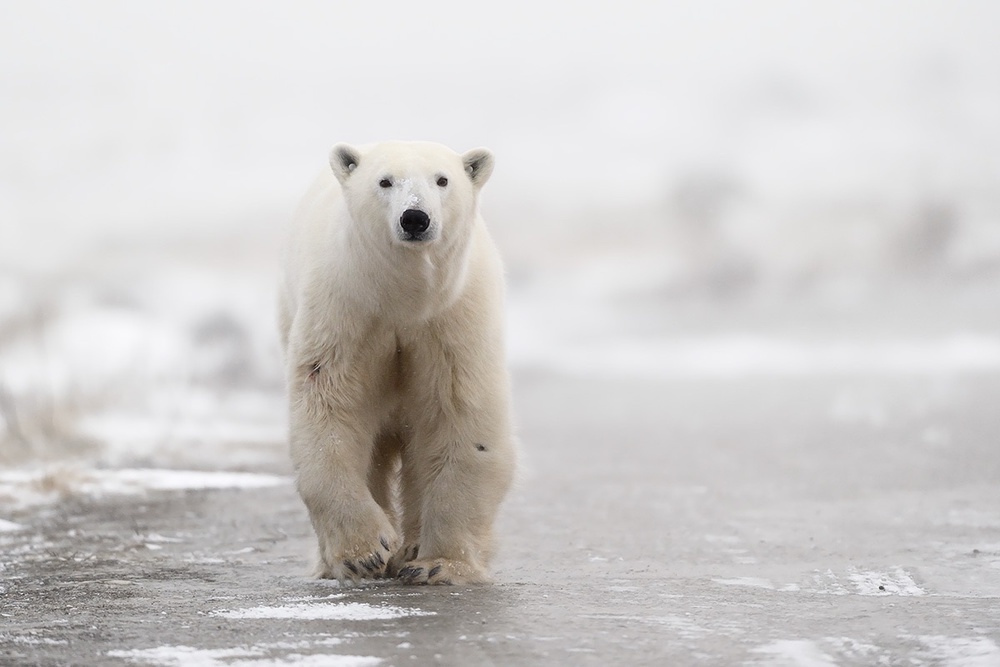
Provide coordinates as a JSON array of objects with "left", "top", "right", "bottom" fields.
[{"left": 278, "top": 141, "right": 515, "bottom": 585}]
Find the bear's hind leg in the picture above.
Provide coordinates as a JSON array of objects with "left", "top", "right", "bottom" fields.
[
  {"left": 385, "top": 450, "right": 424, "bottom": 577},
  {"left": 398, "top": 436, "right": 515, "bottom": 585},
  {"left": 368, "top": 431, "right": 403, "bottom": 530}
]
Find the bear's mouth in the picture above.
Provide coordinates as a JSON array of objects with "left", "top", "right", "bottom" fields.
[{"left": 401, "top": 230, "right": 433, "bottom": 243}]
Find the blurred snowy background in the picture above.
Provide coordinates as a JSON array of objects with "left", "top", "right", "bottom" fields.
[{"left": 2, "top": 1, "right": 1000, "bottom": 479}]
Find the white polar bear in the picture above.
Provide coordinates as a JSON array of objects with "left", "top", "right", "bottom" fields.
[{"left": 278, "top": 141, "right": 516, "bottom": 585}]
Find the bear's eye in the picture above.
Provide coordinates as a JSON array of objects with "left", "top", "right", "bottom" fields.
[
  {"left": 379, "top": 178, "right": 392, "bottom": 188},
  {"left": 436, "top": 176, "right": 448, "bottom": 187}
]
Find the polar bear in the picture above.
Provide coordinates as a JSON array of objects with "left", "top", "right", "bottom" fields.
[{"left": 278, "top": 141, "right": 516, "bottom": 585}]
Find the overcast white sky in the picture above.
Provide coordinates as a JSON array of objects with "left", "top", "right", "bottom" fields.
[{"left": 2, "top": 1, "right": 999, "bottom": 270}]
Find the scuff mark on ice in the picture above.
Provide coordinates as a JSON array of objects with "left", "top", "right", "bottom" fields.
[
  {"left": 581, "top": 614, "right": 714, "bottom": 640},
  {"left": 712, "top": 577, "right": 775, "bottom": 589}
]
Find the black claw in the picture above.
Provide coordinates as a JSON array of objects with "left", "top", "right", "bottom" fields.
[
  {"left": 380, "top": 536, "right": 390, "bottom": 551},
  {"left": 398, "top": 566, "right": 423, "bottom": 581},
  {"left": 344, "top": 560, "right": 359, "bottom": 575},
  {"left": 409, "top": 545, "right": 419, "bottom": 560},
  {"left": 428, "top": 564, "right": 442, "bottom": 578},
  {"left": 373, "top": 551, "right": 385, "bottom": 567}
]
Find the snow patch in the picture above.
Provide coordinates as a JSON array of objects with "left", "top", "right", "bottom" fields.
[
  {"left": 750, "top": 639, "right": 837, "bottom": 666},
  {"left": 809, "top": 570, "right": 851, "bottom": 596},
  {"left": 213, "top": 602, "right": 435, "bottom": 621},
  {"left": 847, "top": 567, "right": 926, "bottom": 596},
  {"left": 6, "top": 636, "right": 68, "bottom": 646},
  {"left": 822, "top": 637, "right": 888, "bottom": 663},
  {"left": 808, "top": 567, "right": 925, "bottom": 596},
  {"left": 0, "top": 519, "right": 25, "bottom": 532}
]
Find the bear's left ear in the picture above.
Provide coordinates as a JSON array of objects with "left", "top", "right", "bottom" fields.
[
  {"left": 330, "top": 143, "right": 361, "bottom": 185},
  {"left": 462, "top": 148, "right": 494, "bottom": 188}
]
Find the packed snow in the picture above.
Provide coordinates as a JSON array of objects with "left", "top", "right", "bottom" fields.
[
  {"left": 212, "top": 602, "right": 435, "bottom": 622},
  {"left": 108, "top": 644, "right": 380, "bottom": 667}
]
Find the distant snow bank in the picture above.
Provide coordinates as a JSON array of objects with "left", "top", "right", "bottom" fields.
[
  {"left": 510, "top": 332, "right": 1000, "bottom": 378},
  {"left": 0, "top": 468, "right": 290, "bottom": 511}
]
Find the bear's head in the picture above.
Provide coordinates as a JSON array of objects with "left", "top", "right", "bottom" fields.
[{"left": 329, "top": 141, "right": 494, "bottom": 248}]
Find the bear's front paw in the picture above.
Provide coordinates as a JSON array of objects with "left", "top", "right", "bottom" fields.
[
  {"left": 386, "top": 543, "right": 420, "bottom": 578},
  {"left": 315, "top": 533, "right": 399, "bottom": 581},
  {"left": 315, "top": 512, "right": 400, "bottom": 581},
  {"left": 396, "top": 558, "right": 489, "bottom": 586}
]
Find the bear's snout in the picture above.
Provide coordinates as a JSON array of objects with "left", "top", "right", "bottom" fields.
[{"left": 399, "top": 208, "right": 431, "bottom": 240}]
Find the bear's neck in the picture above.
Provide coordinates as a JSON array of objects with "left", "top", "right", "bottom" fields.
[{"left": 342, "top": 228, "right": 474, "bottom": 326}]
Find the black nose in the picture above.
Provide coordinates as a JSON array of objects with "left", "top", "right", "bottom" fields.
[{"left": 399, "top": 209, "right": 430, "bottom": 235}]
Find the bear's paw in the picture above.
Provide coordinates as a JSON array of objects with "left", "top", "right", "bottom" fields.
[
  {"left": 314, "top": 531, "right": 400, "bottom": 582},
  {"left": 396, "top": 558, "right": 489, "bottom": 586}
]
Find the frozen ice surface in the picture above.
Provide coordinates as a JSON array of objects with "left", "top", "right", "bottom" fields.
[{"left": 3, "top": 371, "right": 999, "bottom": 664}]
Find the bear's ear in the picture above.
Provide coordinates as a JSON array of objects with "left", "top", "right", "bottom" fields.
[
  {"left": 330, "top": 143, "right": 361, "bottom": 185},
  {"left": 462, "top": 148, "right": 494, "bottom": 188}
]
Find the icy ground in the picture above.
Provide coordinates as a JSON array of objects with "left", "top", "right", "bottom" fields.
[{"left": 2, "top": 369, "right": 1000, "bottom": 665}]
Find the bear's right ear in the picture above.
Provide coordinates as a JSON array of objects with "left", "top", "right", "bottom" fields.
[
  {"left": 462, "top": 148, "right": 495, "bottom": 188},
  {"left": 329, "top": 143, "right": 361, "bottom": 185}
]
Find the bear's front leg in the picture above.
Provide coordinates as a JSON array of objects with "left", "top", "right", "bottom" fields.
[
  {"left": 289, "top": 364, "right": 400, "bottom": 582},
  {"left": 295, "top": 454, "right": 399, "bottom": 581}
]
